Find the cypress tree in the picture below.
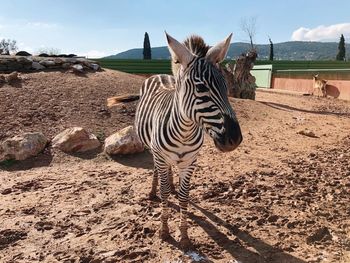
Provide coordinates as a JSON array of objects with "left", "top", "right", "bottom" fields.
[
  {"left": 269, "top": 37, "right": 274, "bottom": 61},
  {"left": 143, "top": 32, "right": 152, "bottom": 60},
  {"left": 336, "top": 34, "right": 346, "bottom": 61}
]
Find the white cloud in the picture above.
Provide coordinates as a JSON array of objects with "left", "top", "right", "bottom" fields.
[
  {"left": 80, "top": 50, "right": 108, "bottom": 58},
  {"left": 292, "top": 23, "right": 350, "bottom": 41}
]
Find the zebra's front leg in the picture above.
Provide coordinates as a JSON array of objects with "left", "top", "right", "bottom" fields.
[
  {"left": 155, "top": 158, "right": 172, "bottom": 240},
  {"left": 178, "top": 162, "right": 196, "bottom": 250},
  {"left": 149, "top": 167, "right": 158, "bottom": 200}
]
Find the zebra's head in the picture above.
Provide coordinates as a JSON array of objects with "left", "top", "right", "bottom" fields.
[{"left": 166, "top": 33, "right": 242, "bottom": 152}]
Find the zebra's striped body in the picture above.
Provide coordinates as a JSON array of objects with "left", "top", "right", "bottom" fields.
[
  {"left": 134, "top": 33, "right": 242, "bottom": 249},
  {"left": 136, "top": 74, "right": 204, "bottom": 166}
]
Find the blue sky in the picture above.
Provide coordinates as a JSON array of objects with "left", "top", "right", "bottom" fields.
[{"left": 1, "top": 0, "right": 350, "bottom": 57}]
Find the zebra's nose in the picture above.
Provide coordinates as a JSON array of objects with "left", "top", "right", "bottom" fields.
[{"left": 221, "top": 115, "right": 242, "bottom": 151}]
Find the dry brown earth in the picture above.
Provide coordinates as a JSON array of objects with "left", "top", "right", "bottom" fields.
[{"left": 0, "top": 70, "right": 350, "bottom": 263}]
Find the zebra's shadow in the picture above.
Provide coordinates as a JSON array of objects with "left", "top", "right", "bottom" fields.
[
  {"left": 110, "top": 150, "right": 153, "bottom": 170},
  {"left": 166, "top": 201, "right": 306, "bottom": 263}
]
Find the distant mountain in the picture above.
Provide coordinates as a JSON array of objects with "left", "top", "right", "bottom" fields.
[{"left": 104, "top": 41, "right": 350, "bottom": 60}]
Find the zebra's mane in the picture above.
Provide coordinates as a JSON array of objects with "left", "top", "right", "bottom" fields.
[{"left": 171, "top": 35, "right": 209, "bottom": 76}]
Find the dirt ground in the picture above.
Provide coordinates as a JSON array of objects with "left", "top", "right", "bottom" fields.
[{"left": 0, "top": 70, "right": 350, "bottom": 263}]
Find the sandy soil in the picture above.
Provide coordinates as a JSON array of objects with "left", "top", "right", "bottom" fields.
[{"left": 0, "top": 70, "right": 350, "bottom": 263}]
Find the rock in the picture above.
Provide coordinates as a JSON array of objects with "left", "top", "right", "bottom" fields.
[
  {"left": 52, "top": 127, "right": 100, "bottom": 153},
  {"left": 104, "top": 126, "right": 144, "bottom": 155},
  {"left": 89, "top": 63, "right": 100, "bottom": 71},
  {"left": 32, "top": 61, "right": 46, "bottom": 70},
  {"left": 71, "top": 64, "right": 84, "bottom": 73},
  {"left": 54, "top": 58, "right": 64, "bottom": 65},
  {"left": 62, "top": 63, "right": 72, "bottom": 69},
  {"left": 16, "top": 51, "right": 32, "bottom": 56},
  {"left": 297, "top": 129, "right": 318, "bottom": 138},
  {"left": 0, "top": 132, "right": 48, "bottom": 162},
  {"left": 306, "top": 227, "right": 332, "bottom": 244},
  {"left": 39, "top": 60, "right": 56, "bottom": 67},
  {"left": 5, "top": 71, "right": 20, "bottom": 83},
  {"left": 0, "top": 75, "right": 5, "bottom": 85},
  {"left": 16, "top": 56, "right": 32, "bottom": 63}
]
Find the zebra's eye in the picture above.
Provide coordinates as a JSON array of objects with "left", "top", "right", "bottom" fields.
[{"left": 195, "top": 84, "right": 209, "bottom": 93}]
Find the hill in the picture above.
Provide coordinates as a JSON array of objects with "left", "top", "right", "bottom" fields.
[{"left": 105, "top": 41, "right": 350, "bottom": 60}]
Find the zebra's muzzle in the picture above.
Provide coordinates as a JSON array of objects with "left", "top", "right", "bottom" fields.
[{"left": 213, "top": 115, "right": 242, "bottom": 152}]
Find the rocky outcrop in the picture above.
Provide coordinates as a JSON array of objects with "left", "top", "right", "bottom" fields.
[
  {"left": 52, "top": 127, "right": 101, "bottom": 153},
  {"left": 104, "top": 126, "right": 144, "bottom": 155},
  {"left": 0, "top": 132, "right": 48, "bottom": 162},
  {"left": 0, "top": 55, "right": 101, "bottom": 73}
]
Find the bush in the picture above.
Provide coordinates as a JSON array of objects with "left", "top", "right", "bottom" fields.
[{"left": 16, "top": 51, "right": 32, "bottom": 56}]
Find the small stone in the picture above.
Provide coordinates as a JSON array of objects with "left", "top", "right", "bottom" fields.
[
  {"left": 32, "top": 61, "right": 46, "bottom": 70},
  {"left": 72, "top": 64, "right": 84, "bottom": 73},
  {"left": 52, "top": 127, "right": 100, "bottom": 153},
  {"left": 297, "top": 129, "right": 318, "bottom": 138},
  {"left": 104, "top": 126, "right": 144, "bottom": 155},
  {"left": 89, "top": 63, "right": 100, "bottom": 71},
  {"left": 39, "top": 60, "right": 56, "bottom": 67},
  {"left": 62, "top": 63, "right": 71, "bottom": 69},
  {"left": 0, "top": 132, "right": 48, "bottom": 161},
  {"left": 5, "top": 71, "right": 20, "bottom": 83}
]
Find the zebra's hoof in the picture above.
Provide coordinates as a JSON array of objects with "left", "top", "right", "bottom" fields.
[
  {"left": 148, "top": 193, "right": 160, "bottom": 202},
  {"left": 159, "top": 229, "right": 170, "bottom": 241},
  {"left": 179, "top": 237, "right": 192, "bottom": 251},
  {"left": 170, "top": 186, "right": 177, "bottom": 195}
]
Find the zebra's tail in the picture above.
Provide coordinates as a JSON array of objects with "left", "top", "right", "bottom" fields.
[{"left": 107, "top": 94, "right": 140, "bottom": 108}]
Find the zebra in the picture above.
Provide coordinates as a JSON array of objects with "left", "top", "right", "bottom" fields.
[{"left": 108, "top": 33, "right": 242, "bottom": 249}]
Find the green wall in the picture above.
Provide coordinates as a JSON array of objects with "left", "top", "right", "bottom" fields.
[{"left": 96, "top": 59, "right": 350, "bottom": 85}]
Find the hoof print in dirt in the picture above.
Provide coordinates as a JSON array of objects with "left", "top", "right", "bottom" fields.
[
  {"left": 306, "top": 227, "right": 332, "bottom": 244},
  {"left": 52, "top": 127, "right": 101, "bottom": 153},
  {"left": 0, "top": 229, "right": 27, "bottom": 249}
]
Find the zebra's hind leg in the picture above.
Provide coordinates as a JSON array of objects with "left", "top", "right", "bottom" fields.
[
  {"left": 149, "top": 167, "right": 158, "bottom": 200},
  {"left": 178, "top": 162, "right": 196, "bottom": 250},
  {"left": 168, "top": 167, "right": 176, "bottom": 194},
  {"left": 155, "top": 157, "right": 172, "bottom": 240}
]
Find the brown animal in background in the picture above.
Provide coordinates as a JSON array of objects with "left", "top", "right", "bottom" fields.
[{"left": 312, "top": 74, "right": 327, "bottom": 97}]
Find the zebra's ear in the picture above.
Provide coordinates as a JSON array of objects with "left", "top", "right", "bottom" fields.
[
  {"left": 206, "top": 33, "right": 232, "bottom": 64},
  {"left": 165, "top": 32, "right": 193, "bottom": 69}
]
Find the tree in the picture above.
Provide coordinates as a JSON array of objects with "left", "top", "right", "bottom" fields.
[
  {"left": 143, "top": 32, "right": 152, "bottom": 60},
  {"left": 336, "top": 34, "right": 346, "bottom": 61},
  {"left": 240, "top": 16, "right": 257, "bottom": 49},
  {"left": 36, "top": 47, "right": 61, "bottom": 56},
  {"left": 269, "top": 37, "right": 274, "bottom": 61},
  {"left": 0, "top": 39, "right": 17, "bottom": 55}
]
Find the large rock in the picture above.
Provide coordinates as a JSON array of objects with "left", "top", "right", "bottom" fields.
[
  {"left": 89, "top": 63, "right": 100, "bottom": 71},
  {"left": 0, "top": 132, "right": 48, "bottom": 162},
  {"left": 32, "top": 61, "right": 46, "bottom": 70},
  {"left": 71, "top": 64, "right": 84, "bottom": 73},
  {"left": 52, "top": 127, "right": 101, "bottom": 153},
  {"left": 39, "top": 59, "right": 56, "bottom": 67},
  {"left": 104, "top": 126, "right": 144, "bottom": 155}
]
